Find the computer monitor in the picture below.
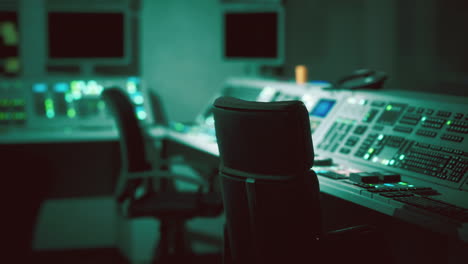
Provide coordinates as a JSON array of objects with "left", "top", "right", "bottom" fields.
[
  {"left": 222, "top": 4, "right": 284, "bottom": 65},
  {"left": 46, "top": 10, "right": 132, "bottom": 67}
]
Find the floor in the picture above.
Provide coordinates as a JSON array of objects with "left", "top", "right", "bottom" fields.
[{"left": 33, "top": 248, "right": 222, "bottom": 264}]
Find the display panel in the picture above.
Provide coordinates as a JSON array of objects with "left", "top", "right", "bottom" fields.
[
  {"left": 310, "top": 99, "right": 336, "bottom": 117},
  {"left": 223, "top": 4, "right": 284, "bottom": 65},
  {"left": 48, "top": 12, "right": 124, "bottom": 58}
]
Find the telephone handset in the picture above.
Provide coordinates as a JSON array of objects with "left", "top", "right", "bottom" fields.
[{"left": 327, "top": 69, "right": 388, "bottom": 90}]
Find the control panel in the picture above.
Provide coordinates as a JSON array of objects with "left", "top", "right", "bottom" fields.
[
  {"left": 189, "top": 78, "right": 468, "bottom": 197},
  {"left": 314, "top": 92, "right": 468, "bottom": 191},
  {"left": 0, "top": 76, "right": 150, "bottom": 130}
]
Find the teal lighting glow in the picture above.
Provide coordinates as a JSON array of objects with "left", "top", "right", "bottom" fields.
[
  {"left": 132, "top": 93, "right": 144, "bottom": 104},
  {"left": 135, "top": 106, "right": 147, "bottom": 120},
  {"left": 127, "top": 82, "right": 137, "bottom": 93},
  {"left": 65, "top": 93, "right": 74, "bottom": 103}
]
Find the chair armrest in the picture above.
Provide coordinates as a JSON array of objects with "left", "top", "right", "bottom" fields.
[
  {"left": 325, "top": 224, "right": 376, "bottom": 241},
  {"left": 127, "top": 170, "right": 209, "bottom": 189}
]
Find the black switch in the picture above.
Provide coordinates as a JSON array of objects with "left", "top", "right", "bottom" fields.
[
  {"left": 350, "top": 172, "right": 380, "bottom": 184},
  {"left": 374, "top": 172, "right": 401, "bottom": 183}
]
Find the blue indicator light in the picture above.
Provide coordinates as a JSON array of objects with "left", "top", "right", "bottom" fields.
[
  {"left": 33, "top": 83, "right": 47, "bottom": 93},
  {"left": 54, "top": 82, "right": 69, "bottom": 93},
  {"left": 384, "top": 183, "right": 394, "bottom": 187}
]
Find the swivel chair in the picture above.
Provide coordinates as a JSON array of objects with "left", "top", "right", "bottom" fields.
[
  {"left": 102, "top": 88, "right": 223, "bottom": 263},
  {"left": 212, "top": 96, "right": 383, "bottom": 264}
]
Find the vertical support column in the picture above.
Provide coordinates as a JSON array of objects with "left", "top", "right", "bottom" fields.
[{"left": 19, "top": 0, "right": 46, "bottom": 78}]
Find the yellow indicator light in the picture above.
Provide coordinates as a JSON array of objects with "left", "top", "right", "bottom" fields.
[
  {"left": 5, "top": 57, "right": 19, "bottom": 73},
  {"left": 368, "top": 148, "right": 375, "bottom": 154}
]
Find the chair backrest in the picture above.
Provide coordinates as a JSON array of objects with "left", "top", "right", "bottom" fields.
[
  {"left": 101, "top": 88, "right": 151, "bottom": 201},
  {"left": 213, "top": 96, "right": 323, "bottom": 263}
]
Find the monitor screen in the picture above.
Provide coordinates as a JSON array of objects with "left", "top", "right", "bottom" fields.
[
  {"left": 310, "top": 99, "right": 336, "bottom": 118},
  {"left": 223, "top": 6, "right": 284, "bottom": 64},
  {"left": 48, "top": 12, "right": 124, "bottom": 59}
]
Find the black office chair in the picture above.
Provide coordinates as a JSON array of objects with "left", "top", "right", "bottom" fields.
[
  {"left": 212, "top": 96, "right": 383, "bottom": 264},
  {"left": 102, "top": 88, "right": 223, "bottom": 263}
]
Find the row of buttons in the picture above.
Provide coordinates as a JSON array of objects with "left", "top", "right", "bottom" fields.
[
  {"left": 393, "top": 126, "right": 413, "bottom": 133},
  {"left": 441, "top": 134, "right": 464, "bottom": 142},
  {"left": 416, "top": 129, "right": 437, "bottom": 138},
  {"left": 406, "top": 106, "right": 465, "bottom": 120}
]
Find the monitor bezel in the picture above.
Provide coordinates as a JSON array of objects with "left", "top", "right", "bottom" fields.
[{"left": 222, "top": 3, "right": 285, "bottom": 66}]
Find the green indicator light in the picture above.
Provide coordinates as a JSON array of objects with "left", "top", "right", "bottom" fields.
[
  {"left": 14, "top": 112, "right": 26, "bottom": 120},
  {"left": 399, "top": 154, "right": 405, "bottom": 160},
  {"left": 368, "top": 148, "right": 375, "bottom": 154},
  {"left": 45, "top": 99, "right": 54, "bottom": 109},
  {"left": 386, "top": 105, "right": 392, "bottom": 111},
  {"left": 378, "top": 134, "right": 384, "bottom": 140},
  {"left": 174, "top": 122, "right": 185, "bottom": 131},
  {"left": 0, "top": 112, "right": 5, "bottom": 120},
  {"left": 446, "top": 120, "right": 452, "bottom": 125},
  {"left": 421, "top": 116, "right": 427, "bottom": 122},
  {"left": 98, "top": 101, "right": 105, "bottom": 110},
  {"left": 389, "top": 159, "right": 396, "bottom": 165},
  {"left": 13, "top": 99, "right": 24, "bottom": 106},
  {"left": 408, "top": 185, "right": 415, "bottom": 187},
  {"left": 67, "top": 109, "right": 76, "bottom": 118},
  {"left": 46, "top": 110, "right": 55, "bottom": 119},
  {"left": 364, "top": 153, "right": 371, "bottom": 160},
  {"left": 398, "top": 182, "right": 408, "bottom": 185}
]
